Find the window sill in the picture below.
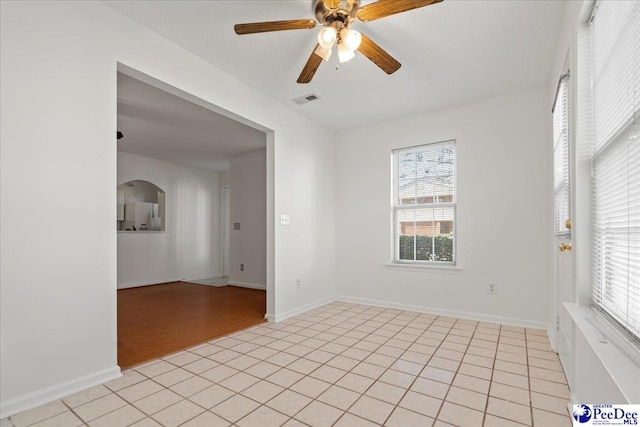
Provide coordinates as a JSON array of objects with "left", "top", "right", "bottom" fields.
[
  {"left": 565, "top": 303, "right": 640, "bottom": 403},
  {"left": 385, "top": 263, "right": 463, "bottom": 273}
]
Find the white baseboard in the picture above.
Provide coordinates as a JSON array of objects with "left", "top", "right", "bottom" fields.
[
  {"left": 548, "top": 327, "right": 558, "bottom": 352},
  {"left": 228, "top": 281, "right": 266, "bottom": 290},
  {"left": 266, "top": 295, "right": 336, "bottom": 323},
  {"left": 335, "top": 295, "right": 550, "bottom": 331},
  {"left": 117, "top": 279, "right": 181, "bottom": 289},
  {"left": 266, "top": 293, "right": 549, "bottom": 330},
  {"left": 0, "top": 366, "right": 121, "bottom": 419},
  {"left": 185, "top": 277, "right": 228, "bottom": 287}
]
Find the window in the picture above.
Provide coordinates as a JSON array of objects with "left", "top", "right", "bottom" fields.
[
  {"left": 392, "top": 141, "right": 456, "bottom": 264},
  {"left": 552, "top": 74, "right": 570, "bottom": 236},
  {"left": 590, "top": 0, "right": 640, "bottom": 341}
]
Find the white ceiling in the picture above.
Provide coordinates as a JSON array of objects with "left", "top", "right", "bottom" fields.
[
  {"left": 117, "top": 73, "right": 266, "bottom": 171},
  {"left": 106, "top": 0, "right": 566, "bottom": 131}
]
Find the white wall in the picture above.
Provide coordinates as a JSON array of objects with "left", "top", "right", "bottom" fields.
[
  {"left": 118, "top": 152, "right": 220, "bottom": 288},
  {"left": 0, "top": 0, "right": 335, "bottom": 417},
  {"left": 335, "top": 86, "right": 552, "bottom": 327},
  {"left": 229, "top": 150, "right": 266, "bottom": 288}
]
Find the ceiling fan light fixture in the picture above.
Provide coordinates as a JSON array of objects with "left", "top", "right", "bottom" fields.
[
  {"left": 317, "top": 27, "right": 338, "bottom": 49},
  {"left": 338, "top": 41, "right": 355, "bottom": 63},
  {"left": 235, "top": 0, "right": 442, "bottom": 83},
  {"left": 314, "top": 44, "right": 333, "bottom": 61},
  {"left": 340, "top": 28, "right": 362, "bottom": 51}
]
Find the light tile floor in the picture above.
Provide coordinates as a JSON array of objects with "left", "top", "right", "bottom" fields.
[{"left": 2, "top": 302, "right": 572, "bottom": 426}]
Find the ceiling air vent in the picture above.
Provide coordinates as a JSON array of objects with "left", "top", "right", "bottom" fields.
[{"left": 292, "top": 93, "right": 321, "bottom": 105}]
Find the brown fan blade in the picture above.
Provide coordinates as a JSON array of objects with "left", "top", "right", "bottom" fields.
[
  {"left": 357, "top": 0, "right": 442, "bottom": 22},
  {"left": 297, "top": 44, "right": 323, "bottom": 84},
  {"left": 234, "top": 19, "right": 316, "bottom": 35},
  {"left": 357, "top": 34, "right": 401, "bottom": 75}
]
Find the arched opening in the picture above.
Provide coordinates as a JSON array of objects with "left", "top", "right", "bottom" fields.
[{"left": 117, "top": 180, "right": 165, "bottom": 232}]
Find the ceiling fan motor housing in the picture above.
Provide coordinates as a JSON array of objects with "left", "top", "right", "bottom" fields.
[{"left": 314, "top": 0, "right": 360, "bottom": 26}]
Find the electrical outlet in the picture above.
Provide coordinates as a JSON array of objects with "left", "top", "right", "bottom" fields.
[
  {"left": 240, "top": 264, "right": 244, "bottom": 272},
  {"left": 488, "top": 283, "right": 497, "bottom": 295},
  {"left": 280, "top": 214, "right": 291, "bottom": 226},
  {"left": 296, "top": 279, "right": 301, "bottom": 289}
]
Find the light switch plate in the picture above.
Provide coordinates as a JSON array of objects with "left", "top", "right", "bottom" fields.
[{"left": 280, "top": 214, "right": 291, "bottom": 226}]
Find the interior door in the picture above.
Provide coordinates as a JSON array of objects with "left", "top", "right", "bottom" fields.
[
  {"left": 554, "top": 222, "right": 573, "bottom": 388},
  {"left": 552, "top": 73, "right": 574, "bottom": 388}
]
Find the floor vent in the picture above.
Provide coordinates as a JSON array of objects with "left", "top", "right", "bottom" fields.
[{"left": 293, "top": 93, "right": 321, "bottom": 105}]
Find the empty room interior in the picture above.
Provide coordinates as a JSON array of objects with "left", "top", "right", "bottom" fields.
[
  {"left": 115, "top": 72, "right": 268, "bottom": 368},
  {"left": 1, "top": 1, "right": 638, "bottom": 427}
]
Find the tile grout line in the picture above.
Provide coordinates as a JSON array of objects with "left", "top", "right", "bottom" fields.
[
  {"left": 331, "top": 309, "right": 432, "bottom": 426},
  {"left": 436, "top": 318, "right": 499, "bottom": 426},
  {"left": 275, "top": 305, "right": 412, "bottom": 425},
  {"left": 221, "top": 302, "right": 377, "bottom": 426},
  {"left": 161, "top": 304, "right": 548, "bottom": 426},
  {"left": 7, "top": 302, "right": 570, "bottom": 427},
  {"left": 247, "top": 304, "right": 561, "bottom": 425}
]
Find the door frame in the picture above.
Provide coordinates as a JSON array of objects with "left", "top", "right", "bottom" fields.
[
  {"left": 222, "top": 185, "right": 231, "bottom": 277},
  {"left": 116, "top": 62, "right": 275, "bottom": 326},
  {"left": 550, "top": 58, "right": 575, "bottom": 389}
]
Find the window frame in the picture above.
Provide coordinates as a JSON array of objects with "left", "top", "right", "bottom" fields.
[
  {"left": 552, "top": 74, "right": 571, "bottom": 238},
  {"left": 589, "top": 0, "right": 640, "bottom": 344},
  {"left": 391, "top": 140, "right": 457, "bottom": 266}
]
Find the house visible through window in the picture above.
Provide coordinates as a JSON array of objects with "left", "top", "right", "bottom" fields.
[{"left": 392, "top": 141, "right": 456, "bottom": 264}]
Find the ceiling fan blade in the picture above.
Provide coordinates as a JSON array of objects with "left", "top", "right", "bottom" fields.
[
  {"left": 234, "top": 19, "right": 316, "bottom": 35},
  {"left": 357, "top": 34, "right": 401, "bottom": 75},
  {"left": 357, "top": 0, "right": 442, "bottom": 22},
  {"left": 297, "top": 44, "right": 324, "bottom": 84}
]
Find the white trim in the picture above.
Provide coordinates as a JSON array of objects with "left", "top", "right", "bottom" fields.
[
  {"left": 117, "top": 231, "right": 166, "bottom": 234},
  {"left": 565, "top": 303, "right": 640, "bottom": 403},
  {"left": 0, "top": 366, "right": 121, "bottom": 419},
  {"left": 548, "top": 326, "right": 559, "bottom": 353},
  {"left": 228, "top": 281, "right": 266, "bottom": 290},
  {"left": 268, "top": 293, "right": 550, "bottom": 330},
  {"left": 117, "top": 278, "right": 182, "bottom": 289},
  {"left": 221, "top": 185, "right": 231, "bottom": 278},
  {"left": 185, "top": 278, "right": 228, "bottom": 287},
  {"left": 391, "top": 139, "right": 456, "bottom": 155},
  {"left": 336, "top": 295, "right": 549, "bottom": 330},
  {"left": 384, "top": 263, "right": 463, "bottom": 273},
  {"left": 267, "top": 296, "right": 336, "bottom": 323}
]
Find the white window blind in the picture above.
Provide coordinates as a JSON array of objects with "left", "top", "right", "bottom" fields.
[
  {"left": 591, "top": 0, "right": 640, "bottom": 341},
  {"left": 553, "top": 75, "right": 570, "bottom": 236},
  {"left": 392, "top": 141, "right": 456, "bottom": 264}
]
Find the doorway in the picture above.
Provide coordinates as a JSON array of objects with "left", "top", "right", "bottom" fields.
[{"left": 116, "top": 64, "right": 273, "bottom": 368}]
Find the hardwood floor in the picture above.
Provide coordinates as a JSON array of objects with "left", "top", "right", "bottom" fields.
[{"left": 117, "top": 282, "right": 266, "bottom": 369}]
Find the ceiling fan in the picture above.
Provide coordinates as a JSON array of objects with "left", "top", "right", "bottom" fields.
[{"left": 234, "top": 0, "right": 442, "bottom": 84}]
